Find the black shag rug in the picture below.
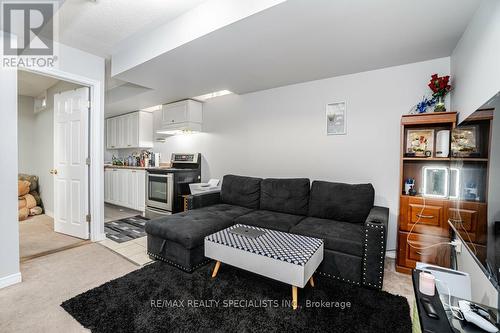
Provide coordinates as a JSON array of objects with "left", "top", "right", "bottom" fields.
[{"left": 61, "top": 262, "right": 412, "bottom": 333}]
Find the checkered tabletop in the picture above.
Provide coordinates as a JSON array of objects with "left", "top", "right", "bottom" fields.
[{"left": 205, "top": 224, "right": 323, "bottom": 266}]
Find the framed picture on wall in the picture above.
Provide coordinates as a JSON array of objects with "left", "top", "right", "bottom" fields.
[{"left": 326, "top": 101, "right": 346, "bottom": 135}]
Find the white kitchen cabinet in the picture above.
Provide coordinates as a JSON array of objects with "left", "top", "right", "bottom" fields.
[
  {"left": 104, "top": 168, "right": 146, "bottom": 212},
  {"left": 127, "top": 112, "right": 139, "bottom": 148},
  {"left": 157, "top": 99, "right": 202, "bottom": 134},
  {"left": 136, "top": 170, "right": 146, "bottom": 211},
  {"left": 117, "top": 116, "right": 126, "bottom": 149},
  {"left": 153, "top": 108, "right": 167, "bottom": 142},
  {"left": 108, "top": 168, "right": 120, "bottom": 204},
  {"left": 106, "top": 118, "right": 118, "bottom": 149},
  {"left": 106, "top": 111, "right": 153, "bottom": 149},
  {"left": 104, "top": 169, "right": 112, "bottom": 202},
  {"left": 117, "top": 169, "right": 128, "bottom": 207}
]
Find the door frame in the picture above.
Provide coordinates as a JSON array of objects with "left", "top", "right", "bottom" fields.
[{"left": 19, "top": 67, "right": 105, "bottom": 242}]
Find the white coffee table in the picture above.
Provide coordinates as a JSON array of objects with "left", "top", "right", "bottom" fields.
[{"left": 204, "top": 224, "right": 324, "bottom": 310}]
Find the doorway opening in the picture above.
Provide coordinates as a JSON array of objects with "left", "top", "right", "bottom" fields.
[{"left": 17, "top": 70, "right": 91, "bottom": 261}]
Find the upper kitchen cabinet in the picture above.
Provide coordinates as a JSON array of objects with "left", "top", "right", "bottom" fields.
[
  {"left": 155, "top": 100, "right": 203, "bottom": 136},
  {"left": 106, "top": 111, "right": 153, "bottom": 149}
]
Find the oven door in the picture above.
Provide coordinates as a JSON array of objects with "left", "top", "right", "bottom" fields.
[{"left": 146, "top": 173, "right": 173, "bottom": 211}]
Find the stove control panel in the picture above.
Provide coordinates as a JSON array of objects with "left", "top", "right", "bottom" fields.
[{"left": 171, "top": 153, "right": 199, "bottom": 164}]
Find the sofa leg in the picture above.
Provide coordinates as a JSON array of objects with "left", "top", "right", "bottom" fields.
[
  {"left": 292, "top": 286, "right": 298, "bottom": 310},
  {"left": 309, "top": 276, "right": 315, "bottom": 287},
  {"left": 211, "top": 261, "right": 221, "bottom": 278}
]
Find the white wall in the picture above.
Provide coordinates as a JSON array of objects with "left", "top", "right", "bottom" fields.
[
  {"left": 1, "top": 38, "right": 106, "bottom": 288},
  {"left": 17, "top": 96, "right": 36, "bottom": 175},
  {"left": 150, "top": 57, "right": 451, "bottom": 251},
  {"left": 451, "top": 0, "right": 500, "bottom": 123},
  {"left": 0, "top": 33, "right": 21, "bottom": 287}
]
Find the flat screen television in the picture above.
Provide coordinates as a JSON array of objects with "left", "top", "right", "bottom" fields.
[{"left": 449, "top": 105, "right": 500, "bottom": 307}]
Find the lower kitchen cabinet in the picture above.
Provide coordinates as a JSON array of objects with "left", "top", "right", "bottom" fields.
[{"left": 105, "top": 168, "right": 146, "bottom": 212}]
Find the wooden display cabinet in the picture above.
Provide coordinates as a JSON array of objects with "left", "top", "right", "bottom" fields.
[{"left": 396, "top": 110, "right": 493, "bottom": 274}]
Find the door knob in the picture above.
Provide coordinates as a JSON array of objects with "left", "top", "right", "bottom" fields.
[{"left": 50, "top": 169, "right": 58, "bottom": 175}]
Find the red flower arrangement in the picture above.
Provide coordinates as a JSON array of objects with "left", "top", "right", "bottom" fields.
[{"left": 428, "top": 74, "right": 451, "bottom": 98}]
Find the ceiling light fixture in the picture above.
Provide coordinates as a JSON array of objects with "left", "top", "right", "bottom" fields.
[{"left": 193, "top": 90, "right": 233, "bottom": 101}]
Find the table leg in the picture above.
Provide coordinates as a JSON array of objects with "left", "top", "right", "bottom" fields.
[
  {"left": 211, "top": 261, "right": 221, "bottom": 278},
  {"left": 309, "top": 276, "right": 315, "bottom": 287},
  {"left": 292, "top": 286, "right": 298, "bottom": 310}
]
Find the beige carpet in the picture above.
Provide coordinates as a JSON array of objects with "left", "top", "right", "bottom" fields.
[
  {"left": 0, "top": 243, "right": 138, "bottom": 333},
  {"left": 19, "top": 214, "right": 86, "bottom": 259}
]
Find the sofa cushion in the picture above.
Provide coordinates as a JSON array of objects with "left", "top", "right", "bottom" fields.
[
  {"left": 221, "top": 175, "right": 262, "bottom": 209},
  {"left": 233, "top": 210, "right": 306, "bottom": 232},
  {"left": 145, "top": 204, "right": 252, "bottom": 249},
  {"left": 260, "top": 178, "right": 310, "bottom": 215},
  {"left": 308, "top": 181, "right": 374, "bottom": 223},
  {"left": 290, "top": 217, "right": 364, "bottom": 257}
]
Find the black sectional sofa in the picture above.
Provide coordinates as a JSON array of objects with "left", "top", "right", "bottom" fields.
[{"left": 146, "top": 175, "right": 389, "bottom": 289}]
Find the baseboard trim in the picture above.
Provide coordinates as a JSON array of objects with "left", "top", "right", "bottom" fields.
[
  {"left": 45, "top": 210, "right": 54, "bottom": 218},
  {"left": 0, "top": 272, "right": 22, "bottom": 289},
  {"left": 385, "top": 249, "right": 396, "bottom": 259},
  {"left": 92, "top": 232, "right": 107, "bottom": 242}
]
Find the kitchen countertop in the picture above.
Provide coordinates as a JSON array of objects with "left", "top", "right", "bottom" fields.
[{"left": 104, "top": 164, "right": 170, "bottom": 170}]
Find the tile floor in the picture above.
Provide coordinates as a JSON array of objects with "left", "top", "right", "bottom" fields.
[
  {"left": 100, "top": 203, "right": 153, "bottom": 266},
  {"left": 104, "top": 203, "right": 142, "bottom": 223}
]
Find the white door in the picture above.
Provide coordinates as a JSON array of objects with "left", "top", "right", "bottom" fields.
[{"left": 53, "top": 87, "right": 90, "bottom": 239}]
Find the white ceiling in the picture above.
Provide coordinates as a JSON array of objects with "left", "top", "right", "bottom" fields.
[
  {"left": 18, "top": 71, "right": 59, "bottom": 97},
  {"left": 104, "top": 0, "right": 480, "bottom": 115},
  {"left": 56, "top": 0, "right": 207, "bottom": 57}
]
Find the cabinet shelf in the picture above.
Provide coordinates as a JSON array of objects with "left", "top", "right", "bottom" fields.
[
  {"left": 451, "top": 157, "right": 489, "bottom": 162},
  {"left": 403, "top": 157, "right": 450, "bottom": 161},
  {"left": 402, "top": 157, "right": 489, "bottom": 162}
]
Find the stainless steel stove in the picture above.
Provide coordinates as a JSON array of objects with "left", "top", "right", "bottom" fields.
[{"left": 145, "top": 153, "right": 201, "bottom": 219}]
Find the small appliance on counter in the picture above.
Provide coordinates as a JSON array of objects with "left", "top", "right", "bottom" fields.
[
  {"left": 189, "top": 179, "right": 220, "bottom": 195},
  {"left": 145, "top": 153, "right": 201, "bottom": 219},
  {"left": 435, "top": 130, "right": 450, "bottom": 158},
  {"left": 152, "top": 153, "right": 161, "bottom": 167}
]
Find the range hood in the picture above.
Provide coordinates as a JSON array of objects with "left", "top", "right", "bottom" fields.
[{"left": 156, "top": 123, "right": 202, "bottom": 135}]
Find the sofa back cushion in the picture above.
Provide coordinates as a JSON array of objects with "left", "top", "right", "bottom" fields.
[
  {"left": 308, "top": 181, "right": 374, "bottom": 223},
  {"left": 260, "top": 178, "right": 310, "bottom": 215},
  {"left": 221, "top": 175, "right": 262, "bottom": 209}
]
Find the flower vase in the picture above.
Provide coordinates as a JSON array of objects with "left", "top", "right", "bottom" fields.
[{"left": 434, "top": 96, "right": 446, "bottom": 112}]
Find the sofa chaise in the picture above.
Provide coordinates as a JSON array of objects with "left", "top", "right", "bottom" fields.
[{"left": 145, "top": 175, "right": 389, "bottom": 289}]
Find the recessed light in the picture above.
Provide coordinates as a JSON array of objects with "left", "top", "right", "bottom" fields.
[{"left": 193, "top": 90, "right": 233, "bottom": 101}]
